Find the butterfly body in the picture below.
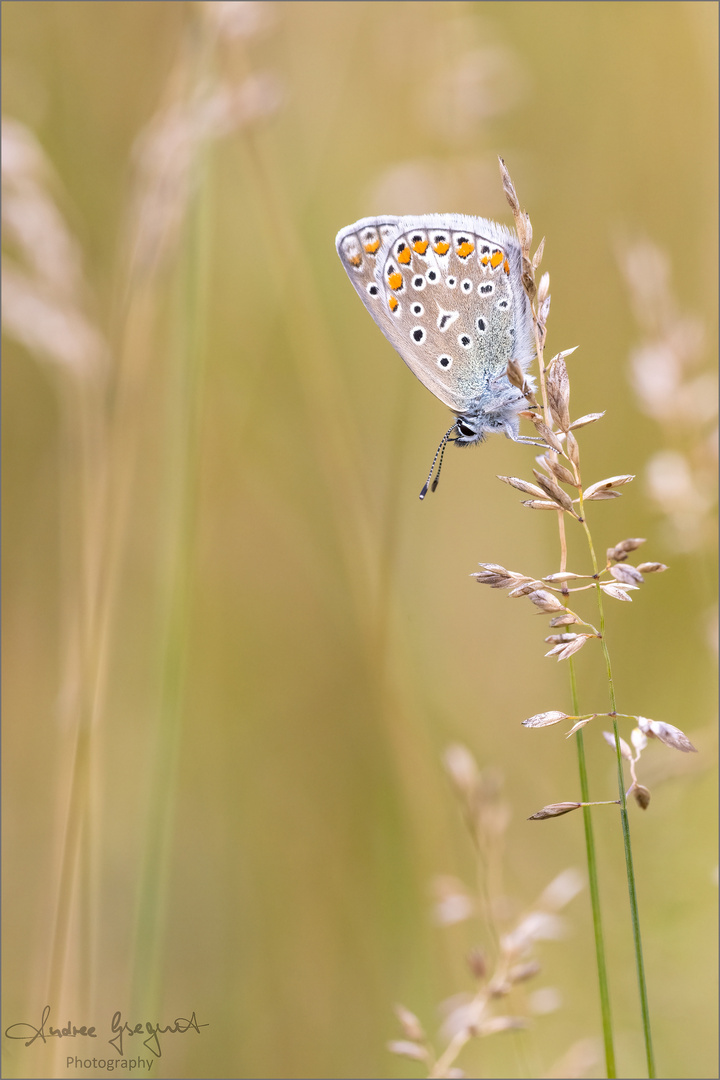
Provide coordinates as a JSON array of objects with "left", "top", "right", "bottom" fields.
[{"left": 336, "top": 214, "right": 536, "bottom": 446}]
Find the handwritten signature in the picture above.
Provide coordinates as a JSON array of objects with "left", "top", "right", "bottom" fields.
[{"left": 4, "top": 1005, "right": 208, "bottom": 1059}]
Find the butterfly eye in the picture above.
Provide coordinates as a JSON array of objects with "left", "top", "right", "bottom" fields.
[{"left": 457, "top": 420, "right": 476, "bottom": 437}]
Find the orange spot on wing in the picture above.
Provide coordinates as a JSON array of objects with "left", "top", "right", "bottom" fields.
[
  {"left": 503, "top": 259, "right": 510, "bottom": 275},
  {"left": 364, "top": 238, "right": 380, "bottom": 254},
  {"left": 490, "top": 250, "right": 504, "bottom": 269},
  {"left": 348, "top": 254, "right": 362, "bottom": 267},
  {"left": 433, "top": 240, "right": 450, "bottom": 255},
  {"left": 481, "top": 256, "right": 489, "bottom": 266},
  {"left": 456, "top": 241, "right": 474, "bottom": 258},
  {"left": 412, "top": 239, "right": 429, "bottom": 255},
  {"left": 389, "top": 296, "right": 399, "bottom": 312},
  {"left": 388, "top": 271, "right": 403, "bottom": 290},
  {"left": 397, "top": 247, "right": 411, "bottom": 264}
]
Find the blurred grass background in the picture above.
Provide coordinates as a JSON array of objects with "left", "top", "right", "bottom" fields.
[{"left": 1, "top": 2, "right": 717, "bottom": 1078}]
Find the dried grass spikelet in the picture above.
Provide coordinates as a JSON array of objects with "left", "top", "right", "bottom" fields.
[
  {"left": 564, "top": 717, "right": 594, "bottom": 737},
  {"left": 432, "top": 875, "right": 475, "bottom": 926},
  {"left": 583, "top": 474, "right": 635, "bottom": 501},
  {"left": 443, "top": 743, "right": 480, "bottom": 803},
  {"left": 636, "top": 716, "right": 698, "bottom": 753},
  {"left": 443, "top": 746, "right": 513, "bottom": 856},
  {"left": 499, "top": 156, "right": 534, "bottom": 297},
  {"left": 523, "top": 412, "right": 564, "bottom": 453},
  {"left": 607, "top": 537, "right": 646, "bottom": 562},
  {"left": 500, "top": 909, "right": 567, "bottom": 954},
  {"left": 506, "top": 357, "right": 539, "bottom": 408},
  {"left": 544, "top": 456, "right": 578, "bottom": 488},
  {"left": 508, "top": 960, "right": 542, "bottom": 984},
  {"left": 527, "top": 590, "right": 567, "bottom": 613},
  {"left": 506, "top": 580, "right": 546, "bottom": 597},
  {"left": 127, "top": 23, "right": 282, "bottom": 277},
  {"left": 544, "top": 634, "right": 592, "bottom": 661},
  {"left": 619, "top": 235, "right": 717, "bottom": 564},
  {"left": 522, "top": 711, "right": 570, "bottom": 728},
  {"left": 545, "top": 351, "right": 573, "bottom": 432},
  {"left": 528, "top": 987, "right": 563, "bottom": 1016},
  {"left": 568, "top": 411, "right": 605, "bottom": 430},
  {"left": 619, "top": 236, "right": 712, "bottom": 424},
  {"left": 467, "top": 946, "right": 488, "bottom": 981},
  {"left": 470, "top": 562, "right": 534, "bottom": 589},
  {"left": 629, "top": 783, "right": 651, "bottom": 810},
  {"left": 387, "top": 1039, "right": 429, "bottom": 1062},
  {"left": 400, "top": 745, "right": 585, "bottom": 1076},
  {"left": 597, "top": 584, "right": 634, "bottom": 604},
  {"left": 394, "top": 1002, "right": 426, "bottom": 1043},
  {"left": 497, "top": 475, "right": 549, "bottom": 499},
  {"left": 198, "top": 0, "right": 277, "bottom": 39},
  {"left": 548, "top": 612, "right": 581, "bottom": 627},
  {"left": 474, "top": 1015, "right": 529, "bottom": 1037},
  {"left": 538, "top": 867, "right": 585, "bottom": 910},
  {"left": 609, "top": 564, "right": 644, "bottom": 585},
  {"left": 528, "top": 802, "right": 582, "bottom": 820},
  {"left": 1, "top": 118, "right": 108, "bottom": 375},
  {"left": 528, "top": 800, "right": 619, "bottom": 821},
  {"left": 531, "top": 469, "right": 576, "bottom": 514},
  {"left": 602, "top": 730, "right": 633, "bottom": 761},
  {"left": 536, "top": 291, "right": 551, "bottom": 348},
  {"left": 599, "top": 714, "right": 698, "bottom": 812}
]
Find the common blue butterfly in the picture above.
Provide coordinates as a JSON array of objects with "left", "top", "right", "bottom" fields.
[{"left": 336, "top": 214, "right": 537, "bottom": 497}]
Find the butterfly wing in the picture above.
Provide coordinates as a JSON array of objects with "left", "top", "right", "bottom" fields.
[
  {"left": 336, "top": 214, "right": 534, "bottom": 416},
  {"left": 374, "top": 214, "right": 534, "bottom": 413},
  {"left": 335, "top": 216, "right": 403, "bottom": 325}
]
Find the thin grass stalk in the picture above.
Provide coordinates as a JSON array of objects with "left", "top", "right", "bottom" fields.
[
  {"left": 129, "top": 27, "right": 214, "bottom": 1017},
  {"left": 554, "top": 467, "right": 616, "bottom": 1074},
  {"left": 570, "top": 663, "right": 616, "bottom": 1076},
  {"left": 529, "top": 270, "right": 618, "bottom": 1079},
  {"left": 45, "top": 371, "right": 107, "bottom": 1074},
  {"left": 506, "top": 149, "right": 655, "bottom": 1072},
  {"left": 237, "top": 132, "right": 384, "bottom": 653},
  {"left": 576, "top": 496, "right": 656, "bottom": 1078},
  {"left": 1, "top": 116, "right": 111, "bottom": 1070}
]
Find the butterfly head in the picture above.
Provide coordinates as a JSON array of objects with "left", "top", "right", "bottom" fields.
[
  {"left": 454, "top": 381, "right": 529, "bottom": 445},
  {"left": 455, "top": 412, "right": 516, "bottom": 445}
]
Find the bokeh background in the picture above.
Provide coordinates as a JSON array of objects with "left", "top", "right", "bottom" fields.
[{"left": 2, "top": 3, "right": 717, "bottom": 1078}]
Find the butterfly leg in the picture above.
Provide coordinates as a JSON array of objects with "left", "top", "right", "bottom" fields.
[{"left": 510, "top": 433, "right": 551, "bottom": 447}]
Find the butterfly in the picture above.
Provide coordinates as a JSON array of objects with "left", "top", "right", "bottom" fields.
[{"left": 335, "top": 214, "right": 538, "bottom": 497}]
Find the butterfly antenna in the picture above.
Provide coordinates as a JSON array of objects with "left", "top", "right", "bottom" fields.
[{"left": 419, "top": 423, "right": 458, "bottom": 500}]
